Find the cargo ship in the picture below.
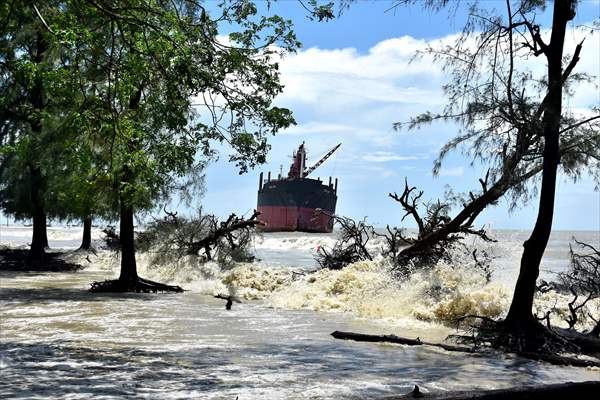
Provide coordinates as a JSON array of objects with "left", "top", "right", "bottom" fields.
[{"left": 257, "top": 143, "right": 341, "bottom": 233}]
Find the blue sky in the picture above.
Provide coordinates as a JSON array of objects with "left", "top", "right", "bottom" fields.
[{"left": 201, "top": 0, "right": 600, "bottom": 231}]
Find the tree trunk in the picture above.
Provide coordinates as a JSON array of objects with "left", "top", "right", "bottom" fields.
[
  {"left": 80, "top": 215, "right": 92, "bottom": 250},
  {"left": 118, "top": 196, "right": 138, "bottom": 283},
  {"left": 28, "top": 193, "right": 47, "bottom": 264},
  {"left": 116, "top": 84, "right": 144, "bottom": 283},
  {"left": 27, "top": 31, "right": 49, "bottom": 265},
  {"left": 504, "top": 0, "right": 573, "bottom": 329}
]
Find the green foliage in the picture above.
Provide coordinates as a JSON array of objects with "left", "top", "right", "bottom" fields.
[
  {"left": 1, "top": 1, "right": 299, "bottom": 224},
  {"left": 0, "top": 1, "right": 77, "bottom": 219},
  {"left": 394, "top": 1, "right": 599, "bottom": 208}
]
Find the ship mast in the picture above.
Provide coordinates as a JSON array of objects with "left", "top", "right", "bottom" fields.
[{"left": 302, "top": 143, "right": 341, "bottom": 178}]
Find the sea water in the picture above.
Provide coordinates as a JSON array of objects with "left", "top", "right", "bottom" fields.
[{"left": 0, "top": 225, "right": 598, "bottom": 399}]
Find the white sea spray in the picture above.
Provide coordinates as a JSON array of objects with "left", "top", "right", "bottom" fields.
[
  {"left": 267, "top": 259, "right": 512, "bottom": 325},
  {"left": 45, "top": 230, "right": 598, "bottom": 332}
]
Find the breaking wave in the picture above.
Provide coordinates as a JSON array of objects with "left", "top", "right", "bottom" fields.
[
  {"left": 127, "top": 250, "right": 512, "bottom": 329},
  {"left": 54, "top": 230, "right": 599, "bottom": 334}
]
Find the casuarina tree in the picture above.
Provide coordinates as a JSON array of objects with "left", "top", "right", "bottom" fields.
[
  {"left": 386, "top": 0, "right": 599, "bottom": 350},
  {"left": 49, "top": 0, "right": 299, "bottom": 292}
]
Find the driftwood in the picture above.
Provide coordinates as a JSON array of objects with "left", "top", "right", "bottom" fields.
[
  {"left": 386, "top": 381, "right": 600, "bottom": 399},
  {"left": 331, "top": 331, "right": 600, "bottom": 368},
  {"left": 331, "top": 331, "right": 475, "bottom": 353},
  {"left": 214, "top": 294, "right": 241, "bottom": 310}
]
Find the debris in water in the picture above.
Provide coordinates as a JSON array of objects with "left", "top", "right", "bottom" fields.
[{"left": 214, "top": 294, "right": 241, "bottom": 310}]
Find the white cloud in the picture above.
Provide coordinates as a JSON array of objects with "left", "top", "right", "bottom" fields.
[
  {"left": 362, "top": 151, "right": 426, "bottom": 163},
  {"left": 438, "top": 166, "right": 464, "bottom": 177},
  {"left": 276, "top": 36, "right": 450, "bottom": 112},
  {"left": 203, "top": 24, "right": 600, "bottom": 229},
  {"left": 281, "top": 122, "right": 351, "bottom": 135}
]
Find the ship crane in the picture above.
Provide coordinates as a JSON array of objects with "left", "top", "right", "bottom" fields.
[{"left": 302, "top": 143, "right": 341, "bottom": 178}]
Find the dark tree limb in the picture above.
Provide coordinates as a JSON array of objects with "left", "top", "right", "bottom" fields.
[
  {"left": 331, "top": 330, "right": 600, "bottom": 368},
  {"left": 187, "top": 210, "right": 261, "bottom": 258},
  {"left": 389, "top": 178, "right": 425, "bottom": 236},
  {"left": 331, "top": 331, "right": 475, "bottom": 354},
  {"left": 214, "top": 294, "right": 241, "bottom": 310}
]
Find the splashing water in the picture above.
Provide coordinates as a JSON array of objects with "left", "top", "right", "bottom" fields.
[{"left": 1, "top": 226, "right": 599, "bottom": 398}]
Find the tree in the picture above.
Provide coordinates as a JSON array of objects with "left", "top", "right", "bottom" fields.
[
  {"left": 0, "top": 1, "right": 82, "bottom": 263},
  {"left": 389, "top": 0, "right": 598, "bottom": 350},
  {"left": 48, "top": 134, "right": 113, "bottom": 250},
  {"left": 501, "top": 0, "right": 588, "bottom": 342},
  {"left": 48, "top": 0, "right": 298, "bottom": 292}
]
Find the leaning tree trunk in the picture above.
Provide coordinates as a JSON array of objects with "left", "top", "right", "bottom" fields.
[
  {"left": 80, "top": 215, "right": 92, "bottom": 250},
  {"left": 26, "top": 31, "right": 49, "bottom": 265},
  {"left": 118, "top": 195, "right": 138, "bottom": 283},
  {"left": 504, "top": 0, "right": 573, "bottom": 330}
]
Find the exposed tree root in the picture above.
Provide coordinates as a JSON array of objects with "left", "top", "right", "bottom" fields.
[
  {"left": 89, "top": 277, "right": 184, "bottom": 293},
  {"left": 451, "top": 316, "right": 600, "bottom": 367},
  {"left": 456, "top": 317, "right": 576, "bottom": 353}
]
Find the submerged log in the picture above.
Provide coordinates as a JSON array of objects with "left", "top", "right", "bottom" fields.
[
  {"left": 331, "top": 331, "right": 600, "bottom": 368},
  {"left": 331, "top": 331, "right": 474, "bottom": 353},
  {"left": 387, "top": 381, "right": 600, "bottom": 399}
]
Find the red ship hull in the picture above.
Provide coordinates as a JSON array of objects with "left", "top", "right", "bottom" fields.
[{"left": 257, "top": 205, "right": 334, "bottom": 232}]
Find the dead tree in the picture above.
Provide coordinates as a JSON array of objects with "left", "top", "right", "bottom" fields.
[
  {"left": 187, "top": 210, "right": 260, "bottom": 262},
  {"left": 314, "top": 211, "right": 374, "bottom": 270},
  {"left": 386, "top": 178, "right": 496, "bottom": 277},
  {"left": 551, "top": 240, "right": 600, "bottom": 336},
  {"left": 136, "top": 208, "right": 261, "bottom": 265}
]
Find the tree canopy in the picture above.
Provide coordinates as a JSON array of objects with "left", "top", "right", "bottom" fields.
[{"left": 1, "top": 1, "right": 300, "bottom": 278}]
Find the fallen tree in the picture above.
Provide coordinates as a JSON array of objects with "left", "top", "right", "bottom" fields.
[
  {"left": 314, "top": 212, "right": 374, "bottom": 270},
  {"left": 331, "top": 331, "right": 474, "bottom": 353},
  {"left": 384, "top": 178, "right": 497, "bottom": 278},
  {"left": 331, "top": 330, "right": 600, "bottom": 368},
  {"left": 136, "top": 208, "right": 261, "bottom": 265}
]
